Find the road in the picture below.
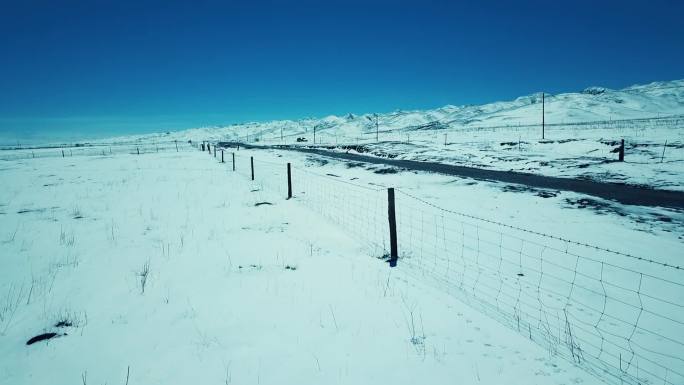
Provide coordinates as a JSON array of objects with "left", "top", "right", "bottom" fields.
[{"left": 222, "top": 142, "right": 684, "bottom": 210}]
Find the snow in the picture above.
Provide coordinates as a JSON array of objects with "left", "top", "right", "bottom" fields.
[
  {"left": 1, "top": 148, "right": 605, "bottom": 385},
  {"left": 1, "top": 78, "right": 683, "bottom": 385}
]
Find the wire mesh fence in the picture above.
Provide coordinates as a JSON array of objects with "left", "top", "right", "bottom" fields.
[
  {"left": 393, "top": 190, "right": 683, "bottom": 385},
  {"left": 220, "top": 144, "right": 683, "bottom": 385},
  {"left": 0, "top": 140, "right": 192, "bottom": 161}
]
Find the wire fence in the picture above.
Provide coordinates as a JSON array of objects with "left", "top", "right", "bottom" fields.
[
  {"left": 215, "top": 144, "right": 683, "bottom": 385},
  {"left": 0, "top": 140, "right": 192, "bottom": 161}
]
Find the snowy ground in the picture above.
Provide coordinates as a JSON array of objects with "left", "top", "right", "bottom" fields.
[
  {"left": 288, "top": 125, "right": 684, "bottom": 191},
  {"left": 224, "top": 145, "right": 684, "bottom": 385},
  {"left": 0, "top": 148, "right": 614, "bottom": 385}
]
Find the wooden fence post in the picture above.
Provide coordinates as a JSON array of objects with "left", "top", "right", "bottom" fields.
[
  {"left": 619, "top": 139, "right": 625, "bottom": 162},
  {"left": 137, "top": 147, "right": 139, "bottom": 155},
  {"left": 175, "top": 140, "right": 178, "bottom": 152},
  {"left": 62, "top": 150, "right": 65, "bottom": 158},
  {"left": 232, "top": 153, "right": 235, "bottom": 171},
  {"left": 250, "top": 156, "right": 254, "bottom": 180},
  {"left": 287, "top": 163, "right": 292, "bottom": 199},
  {"left": 387, "top": 188, "right": 398, "bottom": 267}
]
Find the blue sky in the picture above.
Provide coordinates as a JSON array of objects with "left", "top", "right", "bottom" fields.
[{"left": 1, "top": 0, "right": 683, "bottom": 142}]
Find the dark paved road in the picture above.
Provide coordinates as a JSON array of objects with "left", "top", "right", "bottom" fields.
[{"left": 222, "top": 142, "right": 684, "bottom": 210}]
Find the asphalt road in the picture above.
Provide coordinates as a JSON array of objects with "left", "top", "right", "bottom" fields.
[{"left": 222, "top": 142, "right": 684, "bottom": 210}]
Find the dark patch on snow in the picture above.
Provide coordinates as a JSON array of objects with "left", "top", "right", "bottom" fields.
[
  {"left": 306, "top": 156, "right": 329, "bottom": 166},
  {"left": 54, "top": 320, "right": 73, "bottom": 328},
  {"left": 536, "top": 191, "right": 558, "bottom": 198},
  {"left": 17, "top": 208, "right": 46, "bottom": 214},
  {"left": 563, "top": 198, "right": 624, "bottom": 216},
  {"left": 373, "top": 167, "right": 399, "bottom": 174},
  {"left": 537, "top": 138, "right": 582, "bottom": 144},
  {"left": 502, "top": 184, "right": 558, "bottom": 198},
  {"left": 653, "top": 215, "right": 672, "bottom": 223},
  {"left": 26, "top": 332, "right": 61, "bottom": 345},
  {"left": 326, "top": 173, "right": 340, "bottom": 177},
  {"left": 254, "top": 202, "right": 273, "bottom": 207},
  {"left": 345, "top": 162, "right": 365, "bottom": 168},
  {"left": 238, "top": 264, "right": 262, "bottom": 271},
  {"left": 284, "top": 265, "right": 297, "bottom": 271}
]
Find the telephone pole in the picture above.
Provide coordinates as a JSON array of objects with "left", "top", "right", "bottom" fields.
[
  {"left": 375, "top": 114, "right": 379, "bottom": 142},
  {"left": 542, "top": 92, "right": 545, "bottom": 139}
]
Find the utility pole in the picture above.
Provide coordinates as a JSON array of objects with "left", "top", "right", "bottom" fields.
[
  {"left": 313, "top": 125, "right": 316, "bottom": 144},
  {"left": 367, "top": 113, "right": 379, "bottom": 142},
  {"left": 542, "top": 92, "right": 545, "bottom": 140},
  {"left": 375, "top": 114, "right": 379, "bottom": 142}
]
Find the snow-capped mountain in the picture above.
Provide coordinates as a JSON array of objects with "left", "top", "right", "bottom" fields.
[{"left": 98, "top": 79, "right": 684, "bottom": 145}]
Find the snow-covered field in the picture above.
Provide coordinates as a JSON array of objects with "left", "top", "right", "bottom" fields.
[
  {"left": 2, "top": 143, "right": 682, "bottom": 385},
  {"left": 0, "top": 148, "right": 602, "bottom": 384}
]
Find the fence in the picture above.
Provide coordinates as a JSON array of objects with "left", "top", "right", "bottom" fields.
[
  {"left": 0, "top": 140, "right": 191, "bottom": 161},
  {"left": 212, "top": 143, "right": 683, "bottom": 385}
]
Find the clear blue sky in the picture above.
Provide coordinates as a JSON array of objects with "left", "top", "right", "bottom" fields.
[{"left": 1, "top": 0, "right": 683, "bottom": 142}]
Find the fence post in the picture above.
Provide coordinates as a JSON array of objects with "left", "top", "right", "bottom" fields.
[
  {"left": 175, "top": 140, "right": 178, "bottom": 152},
  {"left": 137, "top": 147, "right": 139, "bottom": 155},
  {"left": 661, "top": 140, "right": 667, "bottom": 163},
  {"left": 287, "top": 163, "right": 292, "bottom": 199},
  {"left": 250, "top": 156, "right": 254, "bottom": 180},
  {"left": 62, "top": 150, "right": 65, "bottom": 158},
  {"left": 201, "top": 143, "right": 204, "bottom": 151},
  {"left": 232, "top": 153, "right": 235, "bottom": 171},
  {"left": 618, "top": 139, "right": 625, "bottom": 162},
  {"left": 387, "top": 188, "right": 398, "bottom": 267},
  {"left": 221, "top": 150, "right": 224, "bottom": 163}
]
